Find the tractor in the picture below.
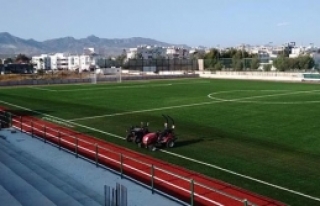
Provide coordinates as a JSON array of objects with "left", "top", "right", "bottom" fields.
[
  {"left": 126, "top": 122, "right": 150, "bottom": 144},
  {"left": 139, "top": 115, "right": 177, "bottom": 151}
]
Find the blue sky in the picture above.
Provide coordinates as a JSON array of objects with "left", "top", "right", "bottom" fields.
[{"left": 0, "top": 0, "right": 319, "bottom": 47}]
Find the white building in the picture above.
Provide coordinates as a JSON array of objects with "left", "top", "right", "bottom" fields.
[
  {"left": 127, "top": 46, "right": 167, "bottom": 59},
  {"left": 189, "top": 47, "right": 206, "bottom": 56},
  {"left": 50, "top": 53, "right": 69, "bottom": 70},
  {"left": 32, "top": 52, "right": 99, "bottom": 72},
  {"left": 166, "top": 47, "right": 189, "bottom": 59},
  {"left": 31, "top": 54, "right": 51, "bottom": 70},
  {"left": 310, "top": 53, "right": 320, "bottom": 67},
  {"left": 126, "top": 45, "right": 189, "bottom": 59}
]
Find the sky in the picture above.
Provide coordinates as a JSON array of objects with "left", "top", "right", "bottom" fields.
[{"left": 0, "top": 0, "right": 319, "bottom": 48}]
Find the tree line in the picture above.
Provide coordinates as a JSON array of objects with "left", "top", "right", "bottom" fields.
[
  {"left": 202, "top": 48, "right": 316, "bottom": 71},
  {"left": 1, "top": 54, "right": 31, "bottom": 64}
]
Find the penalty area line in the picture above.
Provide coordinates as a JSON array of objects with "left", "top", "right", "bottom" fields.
[{"left": 68, "top": 101, "right": 221, "bottom": 122}]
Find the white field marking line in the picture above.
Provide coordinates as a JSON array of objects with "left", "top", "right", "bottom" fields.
[
  {"left": 69, "top": 89, "right": 320, "bottom": 122},
  {"left": 28, "top": 87, "right": 57, "bottom": 92},
  {"left": 42, "top": 116, "right": 74, "bottom": 127},
  {"left": 68, "top": 101, "right": 220, "bottom": 122},
  {"left": 53, "top": 83, "right": 173, "bottom": 92},
  {"left": 208, "top": 89, "right": 320, "bottom": 103},
  {"left": 39, "top": 80, "right": 208, "bottom": 92},
  {"left": 165, "top": 81, "right": 210, "bottom": 86},
  {"left": 4, "top": 100, "right": 320, "bottom": 202},
  {"left": 0, "top": 99, "right": 123, "bottom": 139},
  {"left": 160, "top": 150, "right": 320, "bottom": 202}
]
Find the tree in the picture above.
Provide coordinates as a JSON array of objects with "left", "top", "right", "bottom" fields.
[
  {"left": 214, "top": 61, "right": 223, "bottom": 71},
  {"left": 278, "top": 49, "right": 290, "bottom": 57},
  {"left": 15, "top": 54, "right": 30, "bottom": 63},
  {"left": 263, "top": 64, "right": 272, "bottom": 71},
  {"left": 232, "top": 57, "right": 243, "bottom": 71},
  {"left": 273, "top": 55, "right": 290, "bottom": 71},
  {"left": 204, "top": 49, "right": 219, "bottom": 59},
  {"left": 4, "top": 58, "right": 13, "bottom": 64},
  {"left": 250, "top": 57, "right": 260, "bottom": 70},
  {"left": 203, "top": 49, "right": 220, "bottom": 68},
  {"left": 298, "top": 55, "right": 315, "bottom": 70}
]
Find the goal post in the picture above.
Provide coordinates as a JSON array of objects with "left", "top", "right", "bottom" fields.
[
  {"left": 90, "top": 72, "right": 97, "bottom": 84},
  {"left": 117, "top": 67, "right": 122, "bottom": 83},
  {"left": 99, "top": 67, "right": 122, "bottom": 83}
]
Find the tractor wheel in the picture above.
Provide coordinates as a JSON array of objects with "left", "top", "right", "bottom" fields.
[
  {"left": 126, "top": 134, "right": 133, "bottom": 142},
  {"left": 148, "top": 144, "right": 156, "bottom": 151},
  {"left": 166, "top": 139, "right": 175, "bottom": 148},
  {"left": 135, "top": 136, "right": 142, "bottom": 144}
]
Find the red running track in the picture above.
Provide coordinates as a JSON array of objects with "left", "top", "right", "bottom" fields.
[{"left": 4, "top": 111, "right": 285, "bottom": 206}]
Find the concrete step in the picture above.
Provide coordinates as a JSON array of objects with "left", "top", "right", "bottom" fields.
[
  {"left": 0, "top": 184, "right": 23, "bottom": 206},
  {"left": 0, "top": 160, "right": 56, "bottom": 206},
  {"left": 0, "top": 141, "right": 102, "bottom": 206}
]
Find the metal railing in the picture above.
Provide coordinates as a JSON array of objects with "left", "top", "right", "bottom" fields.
[{"left": 0, "top": 111, "right": 256, "bottom": 206}]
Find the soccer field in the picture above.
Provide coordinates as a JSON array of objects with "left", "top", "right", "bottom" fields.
[{"left": 1, "top": 78, "right": 320, "bottom": 205}]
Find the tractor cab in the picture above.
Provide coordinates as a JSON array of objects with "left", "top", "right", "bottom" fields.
[{"left": 139, "top": 115, "right": 177, "bottom": 150}]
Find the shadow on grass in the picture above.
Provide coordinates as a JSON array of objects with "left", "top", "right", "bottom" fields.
[{"left": 174, "top": 138, "right": 204, "bottom": 148}]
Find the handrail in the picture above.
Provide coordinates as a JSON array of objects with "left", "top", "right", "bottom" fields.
[{"left": 4, "top": 112, "right": 257, "bottom": 206}]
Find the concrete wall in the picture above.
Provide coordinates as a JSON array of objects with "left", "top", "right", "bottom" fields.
[{"left": 198, "top": 71, "right": 303, "bottom": 82}]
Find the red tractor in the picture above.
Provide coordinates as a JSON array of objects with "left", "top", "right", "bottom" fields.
[
  {"left": 126, "top": 122, "right": 150, "bottom": 144},
  {"left": 138, "top": 115, "right": 176, "bottom": 151}
]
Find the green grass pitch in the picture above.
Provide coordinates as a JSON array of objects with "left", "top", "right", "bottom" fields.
[{"left": 1, "top": 78, "right": 320, "bottom": 205}]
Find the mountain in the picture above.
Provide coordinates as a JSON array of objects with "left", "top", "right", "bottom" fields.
[
  {"left": 0, "top": 32, "right": 190, "bottom": 56},
  {"left": 0, "top": 32, "right": 46, "bottom": 54}
]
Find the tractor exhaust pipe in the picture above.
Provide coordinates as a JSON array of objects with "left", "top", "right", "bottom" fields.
[
  {"left": 167, "top": 115, "right": 175, "bottom": 129},
  {"left": 162, "top": 114, "right": 168, "bottom": 128}
]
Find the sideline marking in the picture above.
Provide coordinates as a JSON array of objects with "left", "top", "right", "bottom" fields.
[
  {"left": 160, "top": 150, "right": 320, "bottom": 202},
  {"left": 0, "top": 99, "right": 320, "bottom": 202}
]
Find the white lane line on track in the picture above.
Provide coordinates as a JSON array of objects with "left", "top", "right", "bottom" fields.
[{"left": 1, "top": 99, "right": 320, "bottom": 202}]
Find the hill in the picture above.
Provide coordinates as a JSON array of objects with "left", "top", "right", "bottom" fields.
[{"left": 0, "top": 32, "right": 189, "bottom": 56}]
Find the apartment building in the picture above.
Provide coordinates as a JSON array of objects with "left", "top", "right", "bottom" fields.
[
  {"left": 127, "top": 46, "right": 167, "bottom": 59},
  {"left": 31, "top": 54, "right": 51, "bottom": 70},
  {"left": 126, "top": 45, "right": 189, "bottom": 59},
  {"left": 32, "top": 52, "right": 98, "bottom": 71}
]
